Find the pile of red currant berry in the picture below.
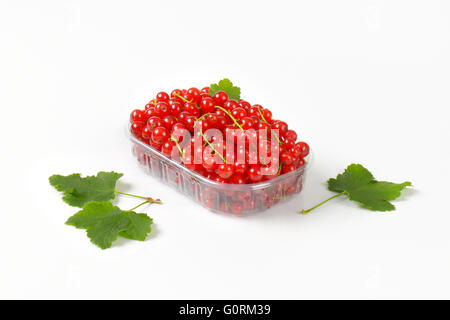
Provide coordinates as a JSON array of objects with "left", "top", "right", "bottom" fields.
[{"left": 130, "top": 86, "right": 309, "bottom": 185}]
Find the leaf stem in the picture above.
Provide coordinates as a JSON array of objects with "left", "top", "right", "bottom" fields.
[
  {"left": 114, "top": 190, "right": 148, "bottom": 200},
  {"left": 115, "top": 191, "right": 163, "bottom": 206},
  {"left": 300, "top": 192, "right": 347, "bottom": 214},
  {"left": 128, "top": 200, "right": 150, "bottom": 212},
  {"left": 215, "top": 106, "right": 243, "bottom": 130},
  {"left": 169, "top": 134, "right": 185, "bottom": 159},
  {"left": 256, "top": 105, "right": 283, "bottom": 145},
  {"left": 173, "top": 92, "right": 192, "bottom": 103}
]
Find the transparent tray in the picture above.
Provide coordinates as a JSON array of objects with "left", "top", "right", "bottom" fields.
[{"left": 128, "top": 127, "right": 309, "bottom": 214}]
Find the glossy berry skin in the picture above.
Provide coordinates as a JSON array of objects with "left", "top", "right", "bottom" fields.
[
  {"left": 231, "top": 107, "right": 247, "bottom": 120},
  {"left": 248, "top": 106, "right": 261, "bottom": 118},
  {"left": 200, "top": 98, "right": 216, "bottom": 114},
  {"left": 141, "top": 126, "right": 152, "bottom": 140},
  {"left": 161, "top": 140, "right": 175, "bottom": 157},
  {"left": 162, "top": 115, "right": 177, "bottom": 130},
  {"left": 202, "top": 153, "right": 218, "bottom": 171},
  {"left": 224, "top": 100, "right": 239, "bottom": 111},
  {"left": 247, "top": 166, "right": 263, "bottom": 182},
  {"left": 280, "top": 152, "right": 294, "bottom": 165},
  {"left": 296, "top": 141, "right": 309, "bottom": 158},
  {"left": 272, "top": 120, "right": 288, "bottom": 137},
  {"left": 283, "top": 139, "right": 296, "bottom": 150},
  {"left": 233, "top": 162, "right": 247, "bottom": 175},
  {"left": 239, "top": 100, "right": 251, "bottom": 110},
  {"left": 155, "top": 102, "right": 170, "bottom": 117},
  {"left": 230, "top": 174, "right": 246, "bottom": 184},
  {"left": 215, "top": 164, "right": 234, "bottom": 179},
  {"left": 144, "top": 107, "right": 159, "bottom": 120},
  {"left": 145, "top": 101, "right": 156, "bottom": 110},
  {"left": 240, "top": 117, "right": 254, "bottom": 130},
  {"left": 295, "top": 158, "right": 306, "bottom": 168},
  {"left": 170, "top": 89, "right": 182, "bottom": 98},
  {"left": 282, "top": 164, "right": 296, "bottom": 174},
  {"left": 187, "top": 87, "right": 201, "bottom": 103},
  {"left": 184, "top": 115, "right": 197, "bottom": 132},
  {"left": 151, "top": 126, "right": 170, "bottom": 145},
  {"left": 147, "top": 116, "right": 164, "bottom": 130},
  {"left": 285, "top": 129, "right": 297, "bottom": 141},
  {"left": 261, "top": 166, "right": 278, "bottom": 180},
  {"left": 130, "top": 109, "right": 145, "bottom": 122},
  {"left": 213, "top": 91, "right": 228, "bottom": 106},
  {"left": 156, "top": 91, "right": 170, "bottom": 103},
  {"left": 262, "top": 109, "right": 272, "bottom": 122},
  {"left": 131, "top": 121, "right": 145, "bottom": 137},
  {"left": 200, "top": 87, "right": 209, "bottom": 94},
  {"left": 184, "top": 102, "right": 200, "bottom": 117},
  {"left": 169, "top": 102, "right": 182, "bottom": 116}
]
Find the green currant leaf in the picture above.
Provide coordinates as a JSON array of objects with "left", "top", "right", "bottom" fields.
[
  {"left": 209, "top": 78, "right": 241, "bottom": 101},
  {"left": 49, "top": 172, "right": 123, "bottom": 208},
  {"left": 327, "top": 164, "right": 411, "bottom": 211},
  {"left": 66, "top": 201, "right": 153, "bottom": 249}
]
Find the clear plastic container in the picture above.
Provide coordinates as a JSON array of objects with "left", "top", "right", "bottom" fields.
[{"left": 128, "top": 127, "right": 309, "bottom": 214}]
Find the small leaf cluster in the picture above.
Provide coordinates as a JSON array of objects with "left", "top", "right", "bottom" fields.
[
  {"left": 209, "top": 78, "right": 241, "bottom": 101},
  {"left": 49, "top": 172, "right": 155, "bottom": 249}
]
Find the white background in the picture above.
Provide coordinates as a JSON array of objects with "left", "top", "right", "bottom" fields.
[{"left": 1, "top": 0, "right": 449, "bottom": 299}]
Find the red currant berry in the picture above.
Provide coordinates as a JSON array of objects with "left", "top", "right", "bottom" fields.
[
  {"left": 145, "top": 101, "right": 156, "bottom": 109},
  {"left": 230, "top": 107, "right": 247, "bottom": 120},
  {"left": 272, "top": 120, "right": 288, "bottom": 137},
  {"left": 240, "top": 117, "right": 254, "bottom": 130},
  {"left": 155, "top": 102, "right": 170, "bottom": 117},
  {"left": 261, "top": 166, "right": 278, "bottom": 180},
  {"left": 295, "top": 158, "right": 306, "bottom": 168},
  {"left": 282, "top": 163, "right": 296, "bottom": 174},
  {"left": 184, "top": 115, "right": 197, "bottom": 132},
  {"left": 169, "top": 102, "right": 182, "bottom": 116},
  {"left": 283, "top": 139, "right": 295, "bottom": 150},
  {"left": 280, "top": 152, "right": 294, "bottom": 165},
  {"left": 141, "top": 126, "right": 152, "bottom": 140},
  {"left": 224, "top": 100, "right": 239, "bottom": 111},
  {"left": 162, "top": 115, "right": 177, "bottom": 130},
  {"left": 130, "top": 109, "right": 145, "bottom": 122},
  {"left": 248, "top": 106, "right": 260, "bottom": 117},
  {"left": 200, "top": 97, "right": 215, "bottom": 114},
  {"left": 248, "top": 166, "right": 263, "bottom": 182},
  {"left": 296, "top": 141, "right": 309, "bottom": 158},
  {"left": 233, "top": 162, "right": 247, "bottom": 175},
  {"left": 131, "top": 121, "right": 145, "bottom": 137},
  {"left": 147, "top": 116, "right": 163, "bottom": 130},
  {"left": 203, "top": 153, "right": 218, "bottom": 171},
  {"left": 213, "top": 91, "right": 228, "bottom": 106},
  {"left": 285, "top": 129, "right": 297, "bottom": 141},
  {"left": 215, "top": 163, "right": 234, "bottom": 179},
  {"left": 262, "top": 109, "right": 272, "bottom": 122},
  {"left": 156, "top": 91, "right": 170, "bottom": 102},
  {"left": 184, "top": 102, "right": 200, "bottom": 117},
  {"left": 214, "top": 176, "right": 227, "bottom": 184},
  {"left": 290, "top": 146, "right": 302, "bottom": 158},
  {"left": 171, "top": 89, "right": 182, "bottom": 98},
  {"left": 239, "top": 100, "right": 251, "bottom": 110},
  {"left": 231, "top": 202, "right": 243, "bottom": 214},
  {"left": 151, "top": 126, "right": 170, "bottom": 145},
  {"left": 144, "top": 107, "right": 158, "bottom": 120},
  {"left": 162, "top": 140, "right": 175, "bottom": 157},
  {"left": 187, "top": 87, "right": 201, "bottom": 103},
  {"left": 230, "top": 174, "right": 246, "bottom": 184},
  {"left": 216, "top": 116, "right": 227, "bottom": 130}
]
